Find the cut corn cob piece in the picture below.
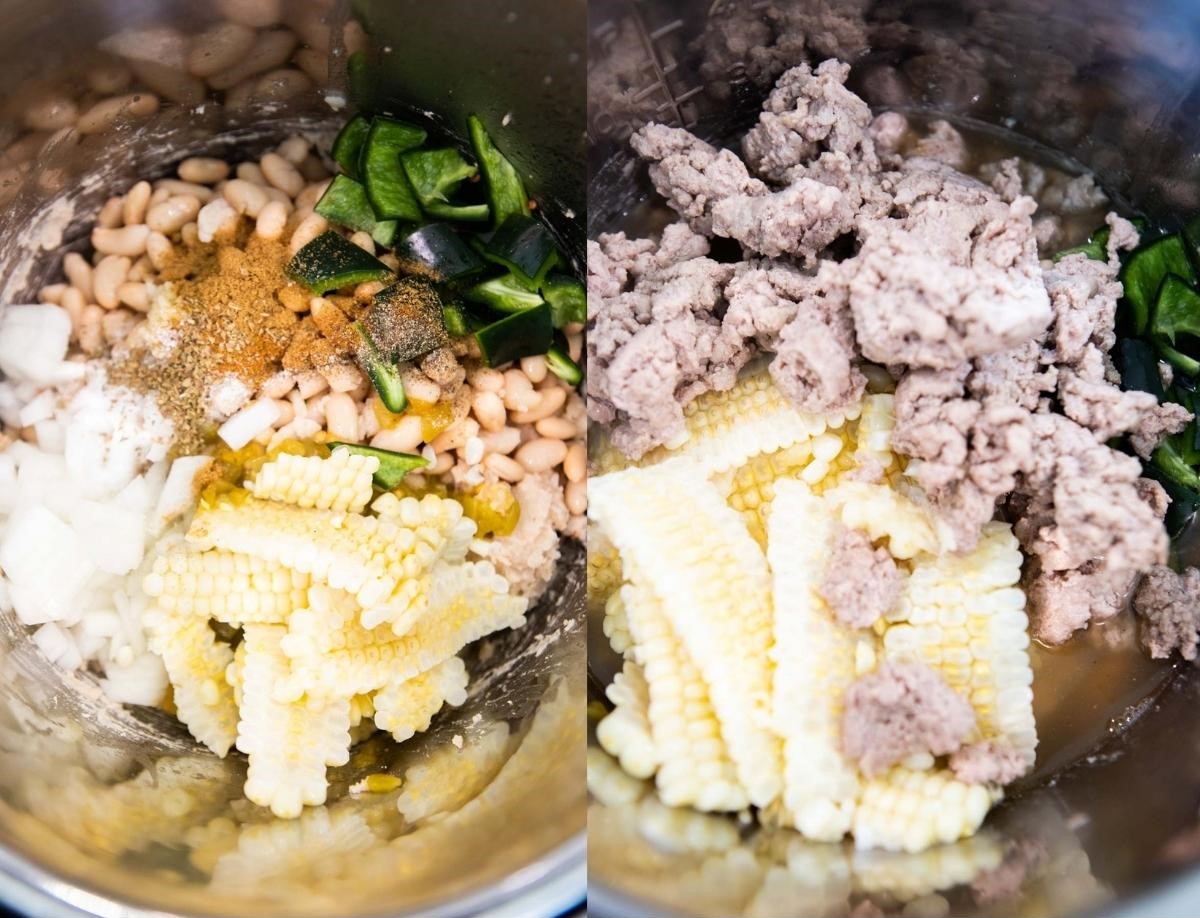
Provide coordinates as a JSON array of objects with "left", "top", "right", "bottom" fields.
[
  {"left": 715, "top": 440, "right": 814, "bottom": 547},
  {"left": 247, "top": 449, "right": 378, "bottom": 513},
  {"left": 586, "top": 746, "right": 650, "bottom": 806},
  {"left": 143, "top": 608, "right": 238, "bottom": 756},
  {"left": 823, "top": 479, "right": 941, "bottom": 559},
  {"left": 595, "top": 661, "right": 658, "bottom": 781},
  {"left": 281, "top": 585, "right": 399, "bottom": 661},
  {"left": 883, "top": 521, "right": 1036, "bottom": 766},
  {"left": 766, "top": 479, "right": 860, "bottom": 840},
  {"left": 612, "top": 574, "right": 746, "bottom": 811},
  {"left": 590, "top": 364, "right": 858, "bottom": 478},
  {"left": 373, "top": 656, "right": 469, "bottom": 742},
  {"left": 278, "top": 560, "right": 526, "bottom": 700},
  {"left": 142, "top": 546, "right": 310, "bottom": 624},
  {"left": 589, "top": 464, "right": 781, "bottom": 807},
  {"left": 601, "top": 588, "right": 634, "bottom": 657},
  {"left": 395, "top": 721, "right": 513, "bottom": 823},
  {"left": 853, "top": 767, "right": 1001, "bottom": 853},
  {"left": 370, "top": 491, "right": 476, "bottom": 566},
  {"left": 237, "top": 624, "right": 353, "bottom": 818}
]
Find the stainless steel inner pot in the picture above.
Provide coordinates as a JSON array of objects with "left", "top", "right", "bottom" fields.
[
  {"left": 0, "top": 1, "right": 585, "bottom": 916},
  {"left": 586, "top": 1, "right": 1200, "bottom": 915}
]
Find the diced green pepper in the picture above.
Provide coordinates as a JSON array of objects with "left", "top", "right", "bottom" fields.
[
  {"left": 1053, "top": 225, "right": 1110, "bottom": 263},
  {"left": 367, "top": 277, "right": 450, "bottom": 363},
  {"left": 474, "top": 303, "right": 553, "bottom": 367},
  {"left": 441, "top": 302, "right": 470, "bottom": 337},
  {"left": 362, "top": 117, "right": 427, "bottom": 222},
  {"left": 332, "top": 114, "right": 371, "bottom": 180},
  {"left": 393, "top": 223, "right": 487, "bottom": 283},
  {"left": 1160, "top": 343, "right": 1200, "bottom": 377},
  {"left": 465, "top": 273, "right": 545, "bottom": 313},
  {"left": 328, "top": 442, "right": 429, "bottom": 489},
  {"left": 1121, "top": 234, "right": 1197, "bottom": 334},
  {"left": 1152, "top": 273, "right": 1200, "bottom": 348},
  {"left": 1115, "top": 338, "right": 1165, "bottom": 399},
  {"left": 400, "top": 148, "right": 488, "bottom": 222},
  {"left": 1154, "top": 440, "right": 1200, "bottom": 491},
  {"left": 314, "top": 174, "right": 398, "bottom": 245},
  {"left": 347, "top": 51, "right": 370, "bottom": 109},
  {"left": 468, "top": 114, "right": 529, "bottom": 227},
  {"left": 352, "top": 321, "right": 407, "bottom": 413},
  {"left": 481, "top": 214, "right": 558, "bottom": 286},
  {"left": 542, "top": 272, "right": 585, "bottom": 328},
  {"left": 546, "top": 345, "right": 582, "bottom": 386},
  {"left": 286, "top": 231, "right": 393, "bottom": 294}
]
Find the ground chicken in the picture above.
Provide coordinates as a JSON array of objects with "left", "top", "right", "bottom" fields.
[
  {"left": 868, "top": 111, "right": 910, "bottom": 158},
  {"left": 1024, "top": 562, "right": 1134, "bottom": 646},
  {"left": 486, "top": 472, "right": 568, "bottom": 603},
  {"left": 1132, "top": 565, "right": 1200, "bottom": 661},
  {"left": 712, "top": 178, "right": 854, "bottom": 263},
  {"left": 912, "top": 119, "right": 968, "bottom": 170},
  {"left": 841, "top": 661, "right": 975, "bottom": 777},
  {"left": 817, "top": 527, "right": 901, "bottom": 628},
  {"left": 949, "top": 740, "right": 1029, "bottom": 785}
]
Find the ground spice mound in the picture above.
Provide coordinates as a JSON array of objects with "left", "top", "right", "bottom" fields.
[{"left": 110, "top": 227, "right": 301, "bottom": 454}]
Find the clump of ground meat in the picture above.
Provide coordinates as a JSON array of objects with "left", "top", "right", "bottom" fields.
[
  {"left": 817, "top": 527, "right": 901, "bottom": 628},
  {"left": 486, "top": 472, "right": 569, "bottom": 603},
  {"left": 841, "top": 661, "right": 975, "bottom": 776},
  {"left": 949, "top": 740, "right": 1029, "bottom": 785},
  {"left": 1132, "top": 566, "right": 1200, "bottom": 661}
]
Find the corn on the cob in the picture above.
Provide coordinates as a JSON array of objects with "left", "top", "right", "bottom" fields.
[
  {"left": 716, "top": 439, "right": 815, "bottom": 547},
  {"left": 589, "top": 464, "right": 781, "bottom": 807},
  {"left": 824, "top": 479, "right": 941, "bottom": 559},
  {"left": 601, "top": 588, "right": 634, "bottom": 656},
  {"left": 246, "top": 449, "right": 378, "bottom": 513},
  {"left": 851, "top": 394, "right": 900, "bottom": 476},
  {"left": 852, "top": 767, "right": 1001, "bottom": 853},
  {"left": 883, "top": 521, "right": 1037, "bottom": 765},
  {"left": 586, "top": 746, "right": 650, "bottom": 806},
  {"left": 142, "top": 546, "right": 309, "bottom": 624},
  {"left": 595, "top": 661, "right": 658, "bottom": 781},
  {"left": 143, "top": 608, "right": 239, "bottom": 756},
  {"left": 281, "top": 584, "right": 398, "bottom": 662},
  {"left": 395, "top": 721, "right": 513, "bottom": 823},
  {"left": 237, "top": 624, "right": 353, "bottom": 818},
  {"left": 612, "top": 575, "right": 746, "bottom": 811},
  {"left": 373, "top": 656, "right": 469, "bottom": 742},
  {"left": 278, "top": 560, "right": 526, "bottom": 700},
  {"left": 766, "top": 479, "right": 860, "bottom": 841}
]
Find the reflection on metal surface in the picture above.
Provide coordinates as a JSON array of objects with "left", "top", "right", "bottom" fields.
[{"left": 0, "top": 1, "right": 586, "bottom": 915}]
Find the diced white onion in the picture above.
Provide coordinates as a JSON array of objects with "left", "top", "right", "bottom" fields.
[{"left": 218, "top": 398, "right": 280, "bottom": 450}]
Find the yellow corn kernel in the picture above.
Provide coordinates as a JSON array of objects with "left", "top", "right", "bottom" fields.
[
  {"left": 247, "top": 449, "right": 378, "bottom": 513},
  {"left": 142, "top": 547, "right": 310, "bottom": 625},
  {"left": 853, "top": 767, "right": 1001, "bottom": 853},
  {"left": 372, "top": 656, "right": 469, "bottom": 742}
]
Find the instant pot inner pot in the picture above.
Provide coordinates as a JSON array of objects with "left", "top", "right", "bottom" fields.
[
  {"left": 586, "top": 1, "right": 1200, "bottom": 916},
  {"left": 0, "top": 1, "right": 584, "bottom": 916}
]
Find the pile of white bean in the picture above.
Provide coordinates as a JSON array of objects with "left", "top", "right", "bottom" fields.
[{"left": 37, "top": 130, "right": 588, "bottom": 540}]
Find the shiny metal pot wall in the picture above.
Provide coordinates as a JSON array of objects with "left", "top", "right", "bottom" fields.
[
  {"left": 587, "top": 1, "right": 1200, "bottom": 916},
  {"left": 0, "top": 1, "right": 585, "bottom": 916}
]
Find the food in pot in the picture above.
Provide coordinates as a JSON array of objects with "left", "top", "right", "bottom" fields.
[
  {"left": 588, "top": 57, "right": 1193, "bottom": 853},
  {"left": 0, "top": 103, "right": 584, "bottom": 818}
]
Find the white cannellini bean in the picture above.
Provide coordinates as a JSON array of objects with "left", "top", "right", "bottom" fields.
[
  {"left": 400, "top": 370, "right": 440, "bottom": 405},
  {"left": 519, "top": 354, "right": 548, "bottom": 384},
  {"left": 148, "top": 186, "right": 172, "bottom": 207},
  {"left": 323, "top": 363, "right": 364, "bottom": 393},
  {"left": 253, "top": 68, "right": 313, "bottom": 103},
  {"left": 262, "top": 185, "right": 293, "bottom": 209},
  {"left": 325, "top": 393, "right": 359, "bottom": 442},
  {"left": 222, "top": 178, "right": 269, "bottom": 217},
  {"left": 92, "top": 255, "right": 132, "bottom": 309},
  {"left": 63, "top": 252, "right": 94, "bottom": 302},
  {"left": 22, "top": 92, "right": 77, "bottom": 132},
  {"left": 535, "top": 416, "right": 576, "bottom": 440},
  {"left": 155, "top": 179, "right": 216, "bottom": 202},
  {"left": 371, "top": 416, "right": 424, "bottom": 453},
  {"left": 430, "top": 453, "right": 454, "bottom": 475},
  {"left": 76, "top": 93, "right": 159, "bottom": 134},
  {"left": 218, "top": 399, "right": 281, "bottom": 450},
  {"left": 471, "top": 391, "right": 506, "bottom": 432},
  {"left": 349, "top": 231, "right": 375, "bottom": 253},
  {"left": 146, "top": 195, "right": 201, "bottom": 234},
  {"left": 563, "top": 441, "right": 585, "bottom": 482},
  {"left": 216, "top": 0, "right": 283, "bottom": 28},
  {"left": 288, "top": 213, "right": 328, "bottom": 255},
  {"left": 565, "top": 480, "right": 586, "bottom": 515},
  {"left": 127, "top": 254, "right": 153, "bottom": 282},
  {"left": 116, "top": 281, "right": 150, "bottom": 312},
  {"left": 258, "top": 370, "right": 295, "bottom": 399},
  {"left": 509, "top": 386, "right": 567, "bottom": 424},
  {"left": 502, "top": 370, "right": 538, "bottom": 412},
  {"left": 39, "top": 283, "right": 67, "bottom": 305},
  {"left": 277, "top": 135, "right": 310, "bottom": 165},
  {"left": 293, "top": 181, "right": 329, "bottom": 212},
  {"left": 515, "top": 437, "right": 568, "bottom": 473},
  {"left": 96, "top": 196, "right": 124, "bottom": 228},
  {"left": 484, "top": 453, "right": 525, "bottom": 483},
  {"left": 121, "top": 180, "right": 152, "bottom": 226},
  {"left": 177, "top": 157, "right": 230, "bottom": 185},
  {"left": 207, "top": 28, "right": 298, "bottom": 90},
  {"left": 479, "top": 426, "right": 521, "bottom": 456},
  {"left": 464, "top": 436, "right": 485, "bottom": 466},
  {"left": 86, "top": 59, "right": 132, "bottom": 94},
  {"left": 259, "top": 151, "right": 305, "bottom": 198},
  {"left": 78, "top": 305, "right": 105, "bottom": 354},
  {"left": 254, "top": 200, "right": 289, "bottom": 240},
  {"left": 130, "top": 60, "right": 206, "bottom": 106},
  {"left": 197, "top": 197, "right": 239, "bottom": 243},
  {"left": 295, "top": 370, "right": 328, "bottom": 399},
  {"left": 431, "top": 418, "right": 479, "bottom": 454},
  {"left": 236, "top": 162, "right": 267, "bottom": 186},
  {"left": 361, "top": 403, "right": 380, "bottom": 438},
  {"left": 92, "top": 224, "right": 150, "bottom": 257},
  {"left": 567, "top": 331, "right": 582, "bottom": 362},
  {"left": 102, "top": 308, "right": 138, "bottom": 346},
  {"left": 187, "top": 22, "right": 256, "bottom": 77},
  {"left": 60, "top": 287, "right": 85, "bottom": 330},
  {"left": 146, "top": 232, "right": 173, "bottom": 270}
]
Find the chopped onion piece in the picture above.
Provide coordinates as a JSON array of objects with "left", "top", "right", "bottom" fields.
[{"left": 218, "top": 399, "right": 281, "bottom": 450}]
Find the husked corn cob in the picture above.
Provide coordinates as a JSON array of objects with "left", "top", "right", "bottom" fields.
[
  {"left": 883, "top": 521, "right": 1037, "bottom": 765},
  {"left": 281, "top": 585, "right": 399, "bottom": 662},
  {"left": 247, "top": 449, "right": 378, "bottom": 513},
  {"left": 348, "top": 693, "right": 375, "bottom": 727},
  {"left": 586, "top": 746, "right": 650, "bottom": 806},
  {"left": 852, "top": 767, "right": 1001, "bottom": 853},
  {"left": 824, "top": 479, "right": 941, "bottom": 559},
  {"left": 143, "top": 608, "right": 239, "bottom": 756},
  {"left": 589, "top": 464, "right": 781, "bottom": 807},
  {"left": 611, "top": 576, "right": 746, "bottom": 810},
  {"left": 142, "top": 546, "right": 309, "bottom": 624},
  {"left": 278, "top": 560, "right": 526, "bottom": 700},
  {"left": 766, "top": 479, "right": 860, "bottom": 840},
  {"left": 716, "top": 440, "right": 815, "bottom": 547},
  {"left": 373, "top": 656, "right": 469, "bottom": 742},
  {"left": 595, "top": 661, "right": 658, "bottom": 781},
  {"left": 601, "top": 589, "right": 634, "bottom": 656},
  {"left": 370, "top": 492, "right": 476, "bottom": 566},
  {"left": 852, "top": 394, "right": 900, "bottom": 475},
  {"left": 237, "top": 625, "right": 353, "bottom": 818},
  {"left": 395, "top": 721, "right": 512, "bottom": 823}
]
